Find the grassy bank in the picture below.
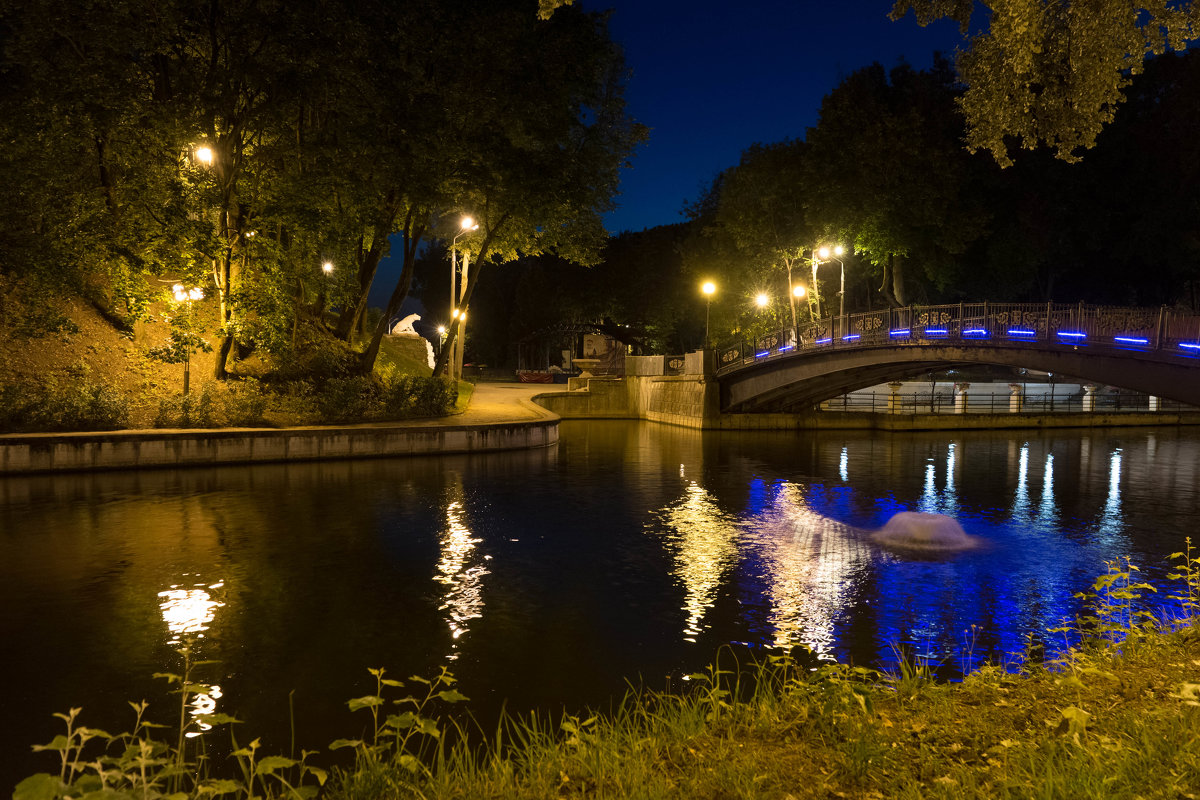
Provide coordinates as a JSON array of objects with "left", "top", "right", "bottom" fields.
[{"left": 16, "top": 554, "right": 1200, "bottom": 800}]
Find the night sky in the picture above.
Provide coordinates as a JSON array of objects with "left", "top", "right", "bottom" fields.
[{"left": 590, "top": 0, "right": 970, "bottom": 233}]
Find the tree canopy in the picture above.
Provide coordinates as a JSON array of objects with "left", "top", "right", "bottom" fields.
[
  {"left": 0, "top": 0, "right": 640, "bottom": 379},
  {"left": 890, "top": 0, "right": 1200, "bottom": 166}
]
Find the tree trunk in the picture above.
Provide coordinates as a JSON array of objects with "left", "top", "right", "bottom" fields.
[
  {"left": 432, "top": 214, "right": 509, "bottom": 377},
  {"left": 358, "top": 219, "right": 425, "bottom": 373},
  {"left": 335, "top": 203, "right": 399, "bottom": 341},
  {"left": 892, "top": 253, "right": 908, "bottom": 307}
]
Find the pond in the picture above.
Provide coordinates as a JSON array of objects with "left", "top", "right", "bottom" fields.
[{"left": 2, "top": 421, "right": 1198, "bottom": 787}]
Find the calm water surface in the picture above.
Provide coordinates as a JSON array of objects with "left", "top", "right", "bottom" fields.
[{"left": 2, "top": 421, "right": 1199, "bottom": 785}]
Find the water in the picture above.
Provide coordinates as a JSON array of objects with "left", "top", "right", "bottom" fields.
[{"left": 2, "top": 421, "right": 1198, "bottom": 786}]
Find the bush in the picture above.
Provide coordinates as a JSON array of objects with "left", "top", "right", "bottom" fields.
[
  {"left": 379, "top": 375, "right": 457, "bottom": 419},
  {"left": 314, "top": 375, "right": 379, "bottom": 423},
  {"left": 223, "top": 379, "right": 270, "bottom": 427},
  {"left": 0, "top": 373, "right": 129, "bottom": 433}
]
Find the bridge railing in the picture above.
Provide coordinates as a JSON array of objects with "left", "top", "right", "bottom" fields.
[{"left": 716, "top": 302, "right": 1200, "bottom": 374}]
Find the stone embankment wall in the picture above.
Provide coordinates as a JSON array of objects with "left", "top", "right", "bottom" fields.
[
  {"left": 0, "top": 419, "right": 558, "bottom": 475},
  {"left": 534, "top": 354, "right": 1200, "bottom": 431}
]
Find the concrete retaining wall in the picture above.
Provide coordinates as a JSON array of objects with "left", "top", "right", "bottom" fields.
[
  {"left": 535, "top": 374, "right": 718, "bottom": 429},
  {"left": 0, "top": 418, "right": 559, "bottom": 475}
]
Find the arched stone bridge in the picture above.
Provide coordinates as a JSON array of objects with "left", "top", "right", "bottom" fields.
[{"left": 717, "top": 302, "right": 1200, "bottom": 412}]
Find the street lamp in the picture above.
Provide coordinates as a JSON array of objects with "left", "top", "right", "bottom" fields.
[
  {"left": 702, "top": 281, "right": 716, "bottom": 347},
  {"left": 819, "top": 245, "right": 847, "bottom": 318},
  {"left": 450, "top": 216, "right": 479, "bottom": 380},
  {"left": 195, "top": 145, "right": 214, "bottom": 165},
  {"left": 811, "top": 245, "right": 845, "bottom": 318},
  {"left": 755, "top": 292, "right": 769, "bottom": 309},
  {"left": 172, "top": 283, "right": 204, "bottom": 395}
]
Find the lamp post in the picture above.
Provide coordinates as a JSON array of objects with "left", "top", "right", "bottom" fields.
[
  {"left": 811, "top": 245, "right": 845, "bottom": 319},
  {"left": 702, "top": 281, "right": 716, "bottom": 348},
  {"left": 172, "top": 283, "right": 204, "bottom": 395},
  {"left": 319, "top": 260, "right": 333, "bottom": 321},
  {"left": 449, "top": 216, "right": 479, "bottom": 380}
]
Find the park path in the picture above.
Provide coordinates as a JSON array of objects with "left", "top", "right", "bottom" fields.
[{"left": 454, "top": 382, "right": 557, "bottom": 425}]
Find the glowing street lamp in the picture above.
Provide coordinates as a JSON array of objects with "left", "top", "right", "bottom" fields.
[
  {"left": 701, "top": 281, "right": 716, "bottom": 347},
  {"left": 195, "top": 145, "right": 214, "bottom": 165},
  {"left": 172, "top": 283, "right": 204, "bottom": 395},
  {"left": 450, "top": 216, "right": 479, "bottom": 380},
  {"left": 819, "top": 245, "right": 848, "bottom": 318},
  {"left": 755, "top": 293, "right": 769, "bottom": 309},
  {"left": 811, "top": 245, "right": 845, "bottom": 318}
]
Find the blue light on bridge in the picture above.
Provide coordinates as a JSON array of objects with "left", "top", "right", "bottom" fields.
[
  {"left": 842, "top": 334, "right": 861, "bottom": 342},
  {"left": 755, "top": 350, "right": 770, "bottom": 359},
  {"left": 1057, "top": 331, "right": 1087, "bottom": 341},
  {"left": 889, "top": 329, "right": 911, "bottom": 338},
  {"left": 1181, "top": 342, "right": 1200, "bottom": 352},
  {"left": 815, "top": 337, "right": 833, "bottom": 345},
  {"left": 962, "top": 328, "right": 990, "bottom": 338},
  {"left": 778, "top": 344, "right": 795, "bottom": 352},
  {"left": 1114, "top": 336, "right": 1150, "bottom": 346},
  {"left": 925, "top": 328, "right": 949, "bottom": 337},
  {"left": 1007, "top": 328, "right": 1037, "bottom": 337}
]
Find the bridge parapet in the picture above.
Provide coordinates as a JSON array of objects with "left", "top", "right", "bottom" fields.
[{"left": 717, "top": 302, "right": 1200, "bottom": 375}]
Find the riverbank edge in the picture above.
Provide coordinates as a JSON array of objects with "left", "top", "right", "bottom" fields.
[
  {"left": 533, "top": 376, "right": 1200, "bottom": 431},
  {"left": 0, "top": 398, "right": 559, "bottom": 475}
]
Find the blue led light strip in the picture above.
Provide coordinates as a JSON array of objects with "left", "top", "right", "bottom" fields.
[
  {"left": 1008, "top": 329, "right": 1036, "bottom": 336},
  {"left": 1057, "top": 331, "right": 1087, "bottom": 339},
  {"left": 842, "top": 334, "right": 861, "bottom": 341},
  {"left": 889, "top": 329, "right": 911, "bottom": 337},
  {"left": 1114, "top": 336, "right": 1149, "bottom": 345},
  {"left": 815, "top": 337, "right": 833, "bottom": 345}
]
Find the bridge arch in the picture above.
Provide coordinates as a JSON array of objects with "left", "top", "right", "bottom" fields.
[{"left": 716, "top": 303, "right": 1200, "bottom": 412}]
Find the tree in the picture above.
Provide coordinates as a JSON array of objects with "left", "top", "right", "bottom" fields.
[
  {"left": 890, "top": 0, "right": 1200, "bottom": 166},
  {"left": 710, "top": 141, "right": 814, "bottom": 328},
  {"left": 804, "top": 58, "right": 992, "bottom": 306},
  {"left": 427, "top": 2, "right": 644, "bottom": 376}
]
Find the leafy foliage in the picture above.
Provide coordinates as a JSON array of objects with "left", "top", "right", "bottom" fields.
[{"left": 891, "top": 0, "right": 1200, "bottom": 166}]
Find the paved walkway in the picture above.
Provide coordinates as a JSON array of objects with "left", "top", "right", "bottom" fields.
[{"left": 455, "top": 381, "right": 558, "bottom": 424}]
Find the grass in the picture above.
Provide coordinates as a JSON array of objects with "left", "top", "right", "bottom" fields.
[{"left": 16, "top": 547, "right": 1200, "bottom": 800}]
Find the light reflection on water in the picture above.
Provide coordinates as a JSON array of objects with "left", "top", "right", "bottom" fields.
[
  {"left": 1, "top": 423, "right": 1198, "bottom": 789},
  {"left": 435, "top": 483, "right": 490, "bottom": 657}
]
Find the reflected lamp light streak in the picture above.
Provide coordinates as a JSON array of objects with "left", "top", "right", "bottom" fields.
[
  {"left": 656, "top": 483, "right": 740, "bottom": 642},
  {"left": 839, "top": 447, "right": 849, "bottom": 483},
  {"left": 1097, "top": 449, "right": 1124, "bottom": 539},
  {"left": 918, "top": 460, "right": 938, "bottom": 513},
  {"left": 1012, "top": 444, "right": 1031, "bottom": 519},
  {"left": 752, "top": 482, "right": 873, "bottom": 654},
  {"left": 158, "top": 584, "right": 225, "bottom": 644},
  {"left": 435, "top": 499, "right": 489, "bottom": 656},
  {"left": 943, "top": 443, "right": 959, "bottom": 513},
  {"left": 1038, "top": 453, "right": 1056, "bottom": 523}
]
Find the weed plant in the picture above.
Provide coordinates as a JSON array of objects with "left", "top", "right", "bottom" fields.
[{"left": 15, "top": 548, "right": 1200, "bottom": 800}]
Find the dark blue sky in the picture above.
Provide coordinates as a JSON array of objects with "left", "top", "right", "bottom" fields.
[{"left": 590, "top": 1, "right": 970, "bottom": 233}]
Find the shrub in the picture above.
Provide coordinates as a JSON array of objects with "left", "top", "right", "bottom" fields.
[
  {"left": 380, "top": 375, "right": 457, "bottom": 419},
  {"left": 314, "top": 375, "right": 379, "bottom": 423},
  {"left": 0, "top": 373, "right": 129, "bottom": 433},
  {"left": 223, "top": 379, "right": 270, "bottom": 427}
]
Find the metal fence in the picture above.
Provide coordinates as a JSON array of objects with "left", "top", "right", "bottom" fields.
[
  {"left": 819, "top": 390, "right": 1196, "bottom": 415},
  {"left": 717, "top": 302, "right": 1200, "bottom": 374}
]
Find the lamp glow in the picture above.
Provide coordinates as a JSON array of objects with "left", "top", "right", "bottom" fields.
[
  {"left": 195, "top": 146, "right": 214, "bottom": 165},
  {"left": 755, "top": 293, "right": 769, "bottom": 308}
]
